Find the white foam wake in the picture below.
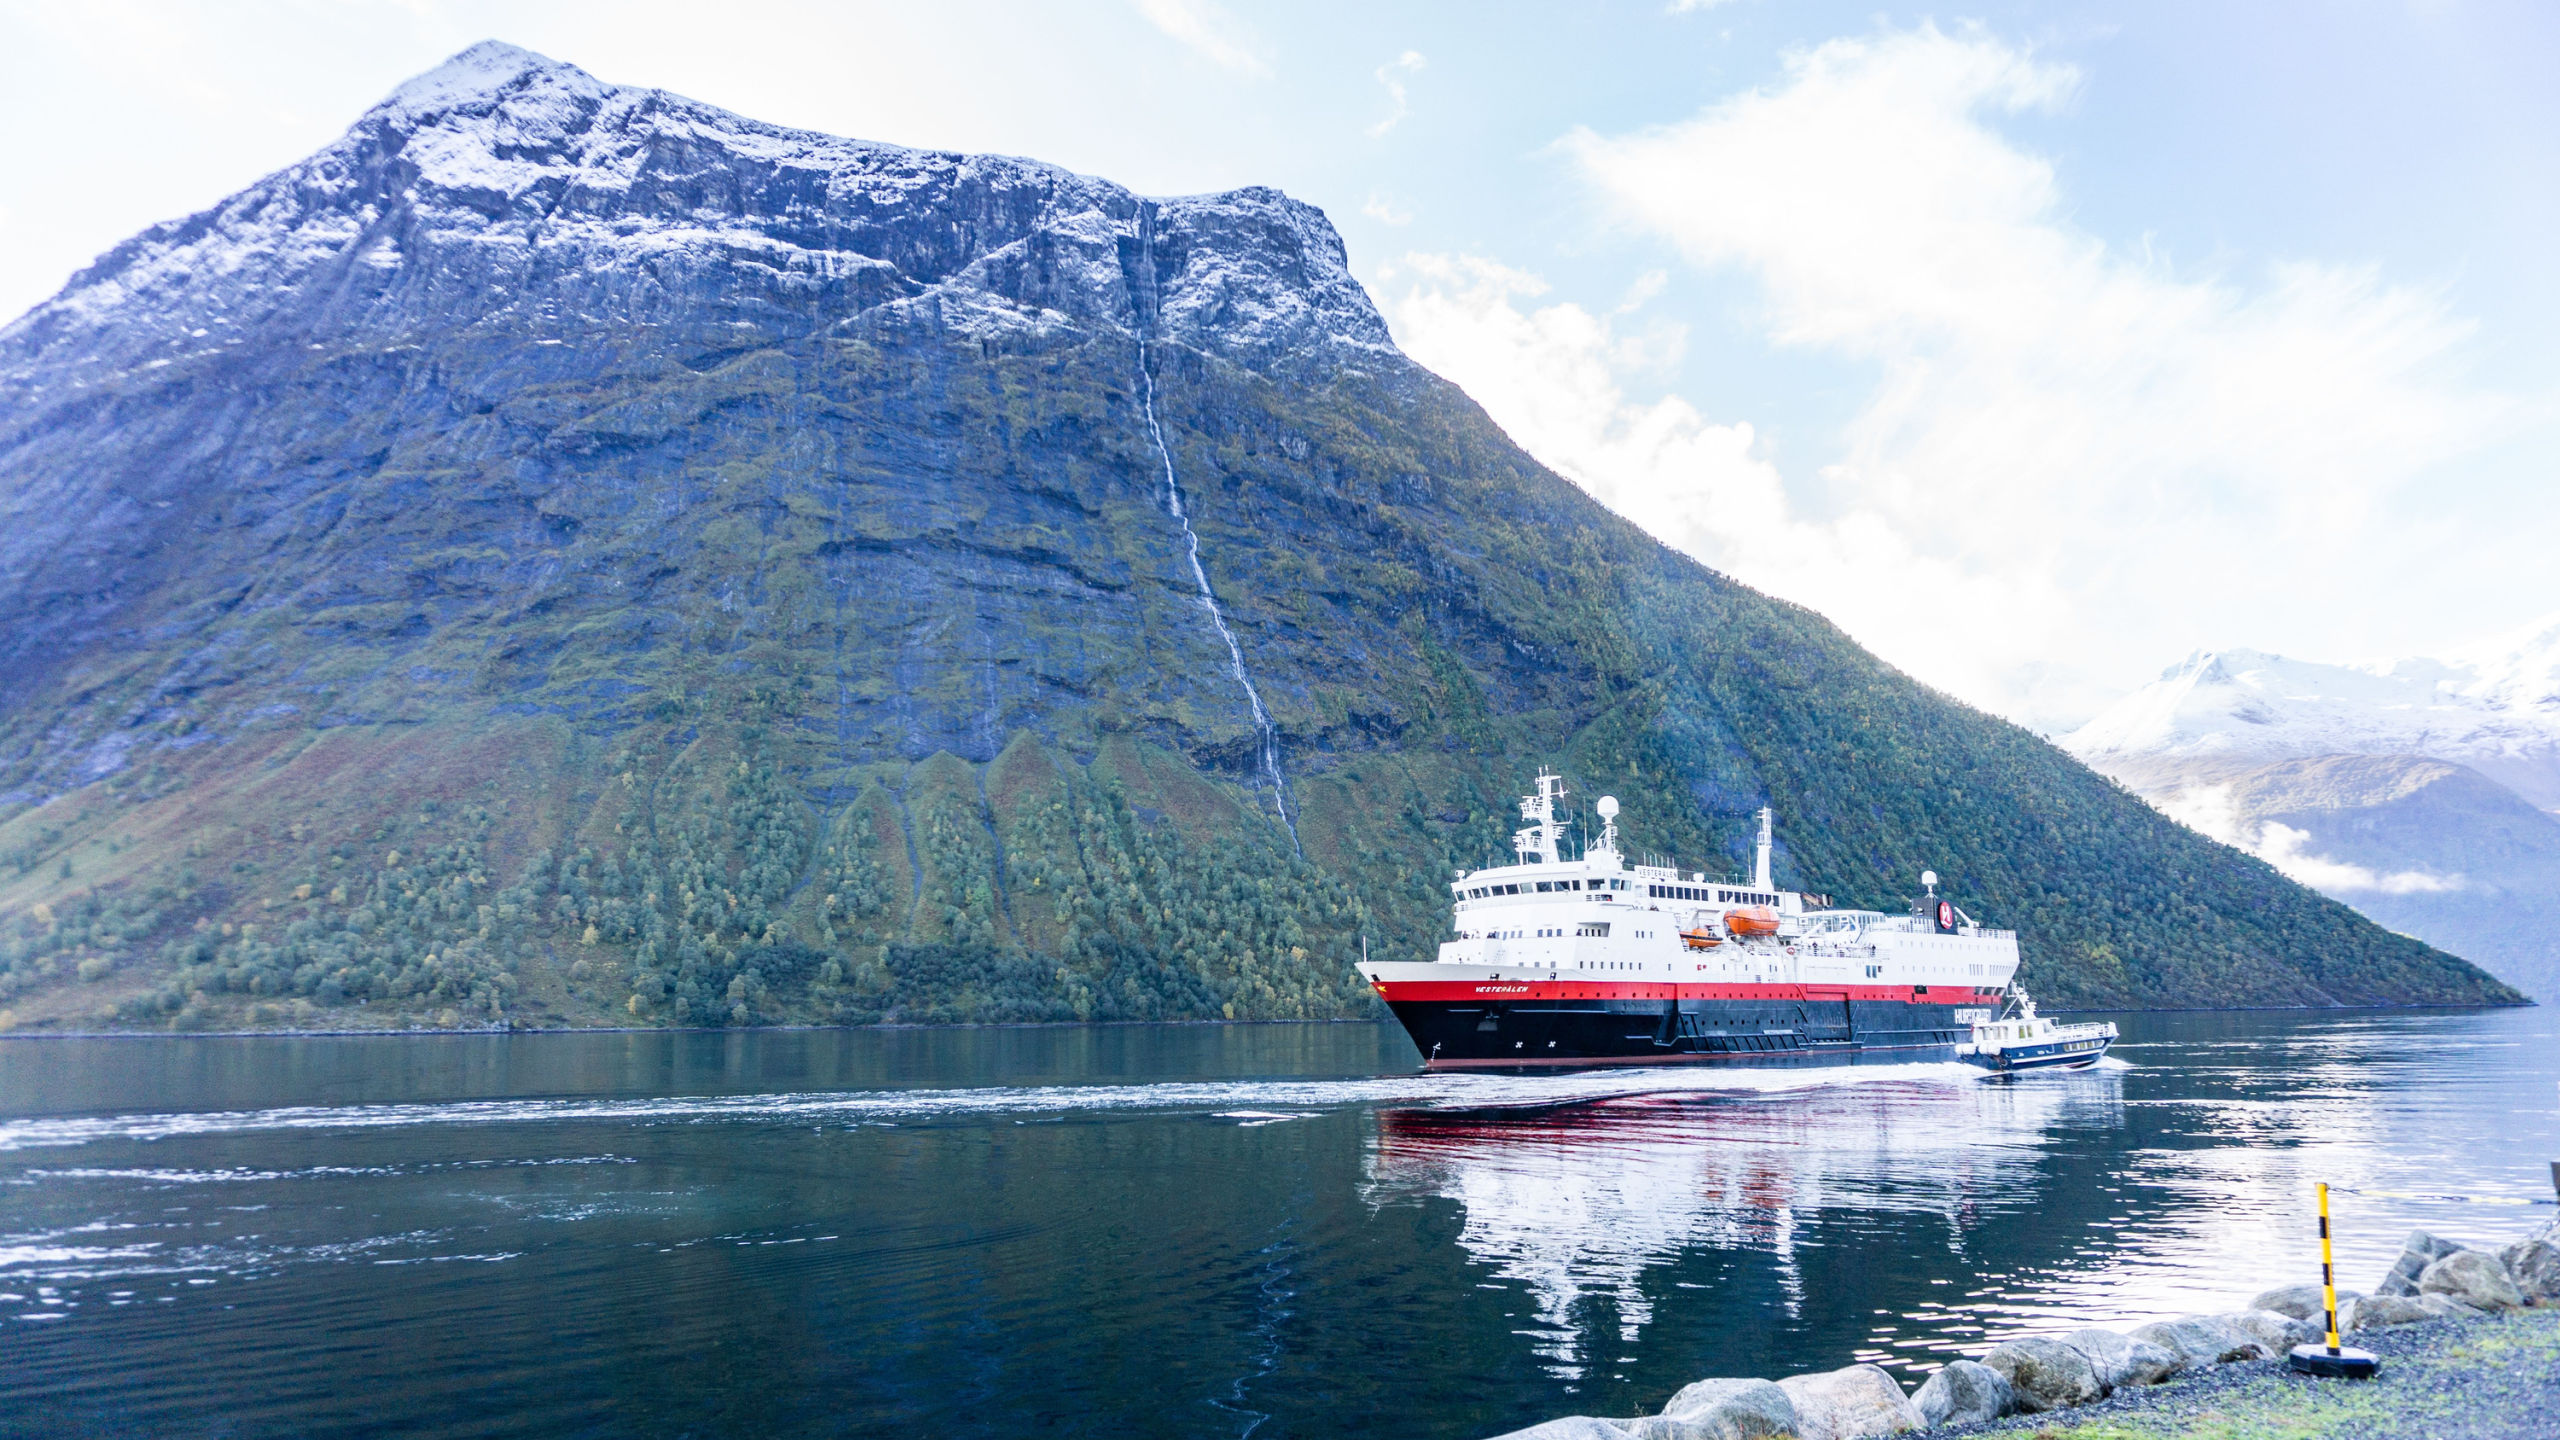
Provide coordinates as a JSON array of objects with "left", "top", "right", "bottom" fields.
[{"left": 0, "top": 1061, "right": 1986, "bottom": 1152}]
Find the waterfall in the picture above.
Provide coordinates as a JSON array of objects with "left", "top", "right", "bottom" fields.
[{"left": 1132, "top": 327, "right": 1301, "bottom": 855}]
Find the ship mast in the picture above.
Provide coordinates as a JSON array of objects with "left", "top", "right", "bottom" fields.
[{"left": 1514, "top": 769, "right": 1567, "bottom": 865}]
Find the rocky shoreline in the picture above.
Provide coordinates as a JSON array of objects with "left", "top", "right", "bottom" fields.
[{"left": 1491, "top": 1216, "right": 2560, "bottom": 1440}]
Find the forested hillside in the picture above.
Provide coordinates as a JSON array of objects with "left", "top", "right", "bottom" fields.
[{"left": 0, "top": 45, "right": 2518, "bottom": 1032}]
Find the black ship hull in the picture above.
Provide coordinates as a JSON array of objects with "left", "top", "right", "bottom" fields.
[{"left": 1387, "top": 993, "right": 1976, "bottom": 1070}]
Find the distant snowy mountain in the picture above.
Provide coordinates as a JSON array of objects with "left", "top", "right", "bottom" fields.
[
  {"left": 2066, "top": 621, "right": 2560, "bottom": 998},
  {"left": 2065, "top": 616, "right": 2560, "bottom": 811}
]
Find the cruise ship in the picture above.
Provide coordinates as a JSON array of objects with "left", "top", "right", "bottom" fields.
[{"left": 1360, "top": 772, "right": 2020, "bottom": 1069}]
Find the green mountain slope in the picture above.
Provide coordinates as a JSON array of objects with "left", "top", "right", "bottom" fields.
[{"left": 0, "top": 45, "right": 2519, "bottom": 1031}]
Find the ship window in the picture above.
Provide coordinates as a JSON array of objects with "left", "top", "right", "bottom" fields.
[{"left": 1534, "top": 881, "right": 1552, "bottom": 893}]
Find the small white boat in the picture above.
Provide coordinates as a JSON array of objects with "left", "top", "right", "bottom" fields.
[{"left": 1960, "top": 987, "right": 2115, "bottom": 1073}]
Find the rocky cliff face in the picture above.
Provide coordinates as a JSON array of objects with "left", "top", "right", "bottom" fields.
[{"left": 0, "top": 44, "right": 2519, "bottom": 1031}]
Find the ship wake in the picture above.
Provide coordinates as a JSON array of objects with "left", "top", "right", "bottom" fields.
[{"left": 0, "top": 1062, "right": 2000, "bottom": 1152}]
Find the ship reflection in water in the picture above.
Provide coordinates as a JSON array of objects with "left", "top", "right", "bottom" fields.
[{"left": 1365, "top": 1070, "right": 2126, "bottom": 1381}]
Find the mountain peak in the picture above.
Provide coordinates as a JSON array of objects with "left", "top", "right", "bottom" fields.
[
  {"left": 380, "top": 40, "right": 594, "bottom": 118},
  {"left": 2, "top": 42, "right": 1394, "bottom": 387}
]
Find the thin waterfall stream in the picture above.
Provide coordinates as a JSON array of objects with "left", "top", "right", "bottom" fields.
[{"left": 1132, "top": 329, "right": 1301, "bottom": 854}]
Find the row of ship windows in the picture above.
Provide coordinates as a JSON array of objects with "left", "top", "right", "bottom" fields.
[
  {"left": 1464, "top": 879, "right": 1630, "bottom": 898},
  {"left": 1470, "top": 923, "right": 1627, "bottom": 940},
  {"left": 1651, "top": 885, "right": 1777, "bottom": 905},
  {"left": 1460, "top": 879, "right": 1782, "bottom": 906}
]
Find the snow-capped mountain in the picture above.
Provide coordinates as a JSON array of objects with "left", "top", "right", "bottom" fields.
[
  {"left": 2065, "top": 615, "right": 2560, "bottom": 811},
  {"left": 2, "top": 40, "right": 1399, "bottom": 395},
  {"left": 2065, "top": 621, "right": 2560, "bottom": 998}
]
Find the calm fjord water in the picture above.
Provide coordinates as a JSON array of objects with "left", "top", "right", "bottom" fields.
[{"left": 1, "top": 1009, "right": 2553, "bottom": 1438}]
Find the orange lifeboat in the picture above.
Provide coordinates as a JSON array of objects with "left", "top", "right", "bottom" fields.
[
  {"left": 1679, "top": 928, "right": 1722, "bottom": 951},
  {"left": 1724, "top": 904, "right": 1780, "bottom": 938}
]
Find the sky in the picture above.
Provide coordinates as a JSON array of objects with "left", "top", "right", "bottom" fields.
[{"left": 2, "top": 0, "right": 2554, "bottom": 732}]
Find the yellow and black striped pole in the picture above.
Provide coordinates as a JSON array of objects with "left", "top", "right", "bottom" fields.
[
  {"left": 2289, "top": 1180, "right": 2378, "bottom": 1378},
  {"left": 2318, "top": 1181, "right": 2341, "bottom": 1353}
]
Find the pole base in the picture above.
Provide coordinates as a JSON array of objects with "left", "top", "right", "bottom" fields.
[{"left": 2288, "top": 1343, "right": 2379, "bottom": 1379}]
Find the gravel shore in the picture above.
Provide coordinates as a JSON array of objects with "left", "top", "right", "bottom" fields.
[{"left": 1936, "top": 1304, "right": 2560, "bottom": 1440}]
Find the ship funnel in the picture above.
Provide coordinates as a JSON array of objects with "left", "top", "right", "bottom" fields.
[{"left": 1753, "top": 807, "right": 1774, "bottom": 890}]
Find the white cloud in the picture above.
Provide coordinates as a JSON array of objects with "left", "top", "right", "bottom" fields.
[
  {"left": 1133, "top": 0, "right": 1271, "bottom": 77},
  {"left": 1381, "top": 253, "right": 2064, "bottom": 718},
  {"left": 1384, "top": 24, "right": 2513, "bottom": 727},
  {"left": 1362, "top": 190, "right": 1413, "bottom": 226},
  {"left": 2153, "top": 787, "right": 2464, "bottom": 896},
  {"left": 1368, "top": 49, "right": 1426, "bottom": 136},
  {"left": 2254, "top": 822, "right": 2465, "bottom": 895}
]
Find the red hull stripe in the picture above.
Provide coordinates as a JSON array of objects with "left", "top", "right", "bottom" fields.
[{"left": 1370, "top": 981, "right": 2004, "bottom": 1004}]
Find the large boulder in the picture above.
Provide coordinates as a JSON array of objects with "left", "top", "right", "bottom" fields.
[
  {"left": 1911, "top": 1360, "right": 2013, "bottom": 1428},
  {"left": 1483, "top": 1420, "right": 1631, "bottom": 1440},
  {"left": 2376, "top": 1230, "right": 2466, "bottom": 1297},
  {"left": 1981, "top": 1337, "right": 2107, "bottom": 1413},
  {"left": 2342, "top": 1293, "right": 2434, "bottom": 1331},
  {"left": 1619, "top": 1419, "right": 1721, "bottom": 1440},
  {"left": 2217, "top": 1309, "right": 2321, "bottom": 1351},
  {"left": 1657, "top": 1378, "right": 1798, "bottom": 1440},
  {"left": 2129, "top": 1316, "right": 2267, "bottom": 1368},
  {"left": 2247, "top": 1283, "right": 2357, "bottom": 1324},
  {"left": 2057, "top": 1328, "right": 2183, "bottom": 1388},
  {"left": 2418, "top": 1294, "right": 2482, "bottom": 1321},
  {"left": 1485, "top": 1420, "right": 1632, "bottom": 1440},
  {"left": 2418, "top": 1250, "right": 2524, "bottom": 1311},
  {"left": 1773, "top": 1365, "right": 1925, "bottom": 1440},
  {"left": 2499, "top": 1236, "right": 2560, "bottom": 1305}
]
